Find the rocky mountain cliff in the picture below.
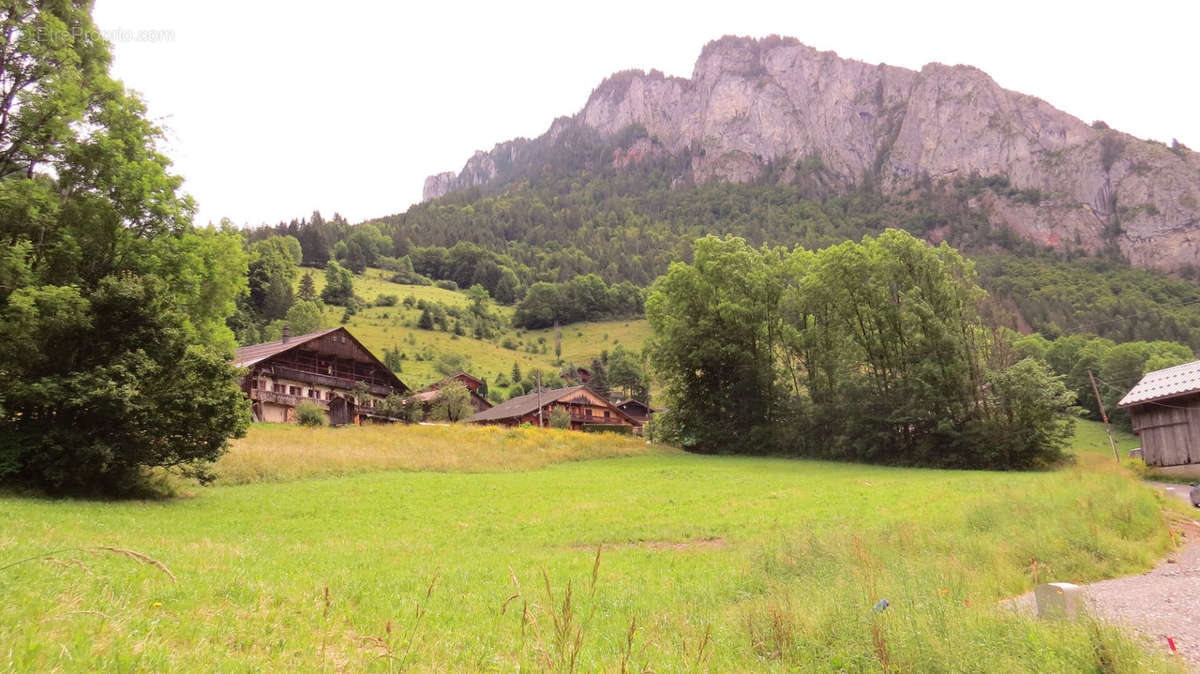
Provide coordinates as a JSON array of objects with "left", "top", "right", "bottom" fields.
[{"left": 423, "top": 35, "right": 1200, "bottom": 271}]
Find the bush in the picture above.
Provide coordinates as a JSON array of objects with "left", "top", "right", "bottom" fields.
[
  {"left": 434, "top": 279, "right": 459, "bottom": 291},
  {"left": 295, "top": 402, "right": 325, "bottom": 427},
  {"left": 374, "top": 294, "right": 398, "bottom": 307},
  {"left": 550, "top": 407, "right": 571, "bottom": 429}
]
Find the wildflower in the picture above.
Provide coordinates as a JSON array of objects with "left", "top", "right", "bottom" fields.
[{"left": 152, "top": 601, "right": 163, "bottom": 608}]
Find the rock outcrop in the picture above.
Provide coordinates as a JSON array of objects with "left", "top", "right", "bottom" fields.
[{"left": 423, "top": 35, "right": 1200, "bottom": 271}]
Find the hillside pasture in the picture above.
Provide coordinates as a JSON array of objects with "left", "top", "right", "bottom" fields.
[
  {"left": 0, "top": 423, "right": 1181, "bottom": 671},
  {"left": 301, "top": 267, "right": 650, "bottom": 389}
]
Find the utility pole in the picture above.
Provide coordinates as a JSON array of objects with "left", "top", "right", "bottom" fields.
[
  {"left": 536, "top": 371, "right": 543, "bottom": 428},
  {"left": 1088, "top": 369, "right": 1121, "bottom": 462}
]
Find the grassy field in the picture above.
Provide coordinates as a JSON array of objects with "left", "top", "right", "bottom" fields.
[
  {"left": 0, "top": 421, "right": 1183, "bottom": 671},
  {"left": 212, "top": 422, "right": 673, "bottom": 485},
  {"left": 299, "top": 267, "right": 650, "bottom": 389}
]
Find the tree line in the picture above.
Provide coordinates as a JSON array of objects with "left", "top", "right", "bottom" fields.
[
  {"left": 246, "top": 155, "right": 1200, "bottom": 347},
  {"left": 647, "top": 231, "right": 1078, "bottom": 469}
]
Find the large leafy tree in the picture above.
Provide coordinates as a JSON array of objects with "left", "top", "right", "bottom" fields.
[
  {"left": 645, "top": 236, "right": 784, "bottom": 452},
  {"left": 0, "top": 2, "right": 249, "bottom": 494}
]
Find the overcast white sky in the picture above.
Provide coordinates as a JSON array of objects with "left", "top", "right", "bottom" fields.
[{"left": 93, "top": 0, "right": 1199, "bottom": 228}]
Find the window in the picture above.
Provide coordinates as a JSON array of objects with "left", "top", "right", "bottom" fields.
[
  {"left": 308, "top": 390, "right": 319, "bottom": 399},
  {"left": 586, "top": 408, "right": 593, "bottom": 418},
  {"left": 289, "top": 386, "right": 301, "bottom": 396},
  {"left": 326, "top": 391, "right": 334, "bottom": 401},
  {"left": 604, "top": 410, "right": 610, "bottom": 419},
  {"left": 249, "top": 379, "right": 257, "bottom": 389}
]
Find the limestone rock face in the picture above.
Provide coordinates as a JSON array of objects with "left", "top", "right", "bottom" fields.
[
  {"left": 423, "top": 36, "right": 1200, "bottom": 271},
  {"left": 421, "top": 172, "right": 458, "bottom": 202}
]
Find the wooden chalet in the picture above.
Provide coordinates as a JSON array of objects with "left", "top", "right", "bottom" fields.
[
  {"left": 235, "top": 327, "right": 408, "bottom": 425},
  {"left": 1118, "top": 361, "right": 1200, "bottom": 466},
  {"left": 561, "top": 366, "right": 591, "bottom": 384},
  {"left": 404, "top": 371, "right": 493, "bottom": 416},
  {"left": 469, "top": 385, "right": 640, "bottom": 431},
  {"left": 614, "top": 399, "right": 662, "bottom": 434}
]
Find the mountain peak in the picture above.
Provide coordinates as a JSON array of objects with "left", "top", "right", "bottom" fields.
[{"left": 422, "top": 36, "right": 1200, "bottom": 271}]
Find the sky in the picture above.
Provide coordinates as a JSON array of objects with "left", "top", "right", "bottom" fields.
[{"left": 92, "top": 0, "right": 1199, "bottom": 229}]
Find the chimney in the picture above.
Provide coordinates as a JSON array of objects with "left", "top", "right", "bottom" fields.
[{"left": 281, "top": 326, "right": 290, "bottom": 343}]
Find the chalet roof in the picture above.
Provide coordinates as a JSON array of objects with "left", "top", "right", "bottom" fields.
[
  {"left": 406, "top": 390, "right": 440, "bottom": 403},
  {"left": 234, "top": 328, "right": 342, "bottom": 368},
  {"left": 432, "top": 371, "right": 483, "bottom": 389},
  {"left": 469, "top": 385, "right": 590, "bottom": 423},
  {"left": 468, "top": 385, "right": 637, "bottom": 425},
  {"left": 615, "top": 399, "right": 664, "bottom": 414},
  {"left": 234, "top": 326, "right": 407, "bottom": 392},
  {"left": 1118, "top": 360, "right": 1200, "bottom": 407}
]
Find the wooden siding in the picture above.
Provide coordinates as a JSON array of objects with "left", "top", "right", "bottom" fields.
[{"left": 1130, "top": 395, "right": 1200, "bottom": 466}]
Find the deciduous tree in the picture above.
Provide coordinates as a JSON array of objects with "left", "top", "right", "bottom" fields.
[
  {"left": 0, "top": 2, "right": 249, "bottom": 493},
  {"left": 430, "top": 382, "right": 474, "bottom": 422}
]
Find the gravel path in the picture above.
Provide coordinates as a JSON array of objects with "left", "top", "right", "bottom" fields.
[{"left": 1011, "top": 482, "right": 1200, "bottom": 669}]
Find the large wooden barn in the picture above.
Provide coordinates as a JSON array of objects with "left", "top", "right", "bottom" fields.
[
  {"left": 235, "top": 327, "right": 408, "bottom": 425},
  {"left": 469, "top": 385, "right": 640, "bottom": 431},
  {"left": 1118, "top": 360, "right": 1200, "bottom": 466}
]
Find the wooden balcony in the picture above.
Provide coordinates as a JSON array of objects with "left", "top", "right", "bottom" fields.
[
  {"left": 269, "top": 365, "right": 395, "bottom": 397},
  {"left": 250, "top": 389, "right": 332, "bottom": 409}
]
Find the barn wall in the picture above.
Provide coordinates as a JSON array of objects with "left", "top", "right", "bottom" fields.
[
  {"left": 1131, "top": 398, "right": 1200, "bottom": 466},
  {"left": 261, "top": 403, "right": 291, "bottom": 423}
]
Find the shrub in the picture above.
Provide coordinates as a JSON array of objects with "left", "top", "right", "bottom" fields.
[
  {"left": 435, "top": 279, "right": 459, "bottom": 291},
  {"left": 374, "top": 294, "right": 398, "bottom": 307},
  {"left": 550, "top": 407, "right": 571, "bottom": 429},
  {"left": 295, "top": 402, "right": 325, "bottom": 427}
]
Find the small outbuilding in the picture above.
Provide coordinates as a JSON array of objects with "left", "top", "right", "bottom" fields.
[{"left": 1118, "top": 360, "right": 1200, "bottom": 466}]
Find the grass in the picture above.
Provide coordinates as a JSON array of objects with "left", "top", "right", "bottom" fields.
[
  {"left": 212, "top": 422, "right": 673, "bottom": 485},
  {"left": 300, "top": 267, "right": 651, "bottom": 389},
  {"left": 1071, "top": 418, "right": 1138, "bottom": 458},
  {"left": 0, "top": 424, "right": 1183, "bottom": 671}
]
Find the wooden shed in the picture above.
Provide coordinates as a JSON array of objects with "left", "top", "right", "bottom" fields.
[{"left": 1117, "top": 361, "right": 1200, "bottom": 466}]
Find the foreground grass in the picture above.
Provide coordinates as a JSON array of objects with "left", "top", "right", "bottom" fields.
[
  {"left": 213, "top": 423, "right": 672, "bottom": 484},
  {"left": 0, "top": 427, "right": 1180, "bottom": 671}
]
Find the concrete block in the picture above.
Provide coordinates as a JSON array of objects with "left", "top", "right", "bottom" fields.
[{"left": 1035, "top": 582, "right": 1084, "bottom": 618}]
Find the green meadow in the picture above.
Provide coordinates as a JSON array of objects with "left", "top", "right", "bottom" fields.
[{"left": 0, "top": 421, "right": 1183, "bottom": 671}]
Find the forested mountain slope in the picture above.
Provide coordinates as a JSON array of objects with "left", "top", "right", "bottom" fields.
[{"left": 423, "top": 35, "right": 1200, "bottom": 272}]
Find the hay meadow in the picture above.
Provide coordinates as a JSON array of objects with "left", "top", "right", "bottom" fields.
[{"left": 0, "top": 421, "right": 1185, "bottom": 671}]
